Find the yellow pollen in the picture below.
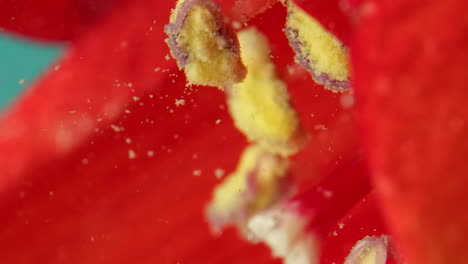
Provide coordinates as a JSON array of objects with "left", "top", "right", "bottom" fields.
[
  {"left": 286, "top": 2, "right": 350, "bottom": 86},
  {"left": 228, "top": 27, "right": 304, "bottom": 156},
  {"left": 168, "top": 0, "right": 245, "bottom": 87}
]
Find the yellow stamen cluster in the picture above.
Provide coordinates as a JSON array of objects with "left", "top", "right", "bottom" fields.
[
  {"left": 165, "top": 0, "right": 350, "bottom": 234},
  {"left": 207, "top": 28, "right": 306, "bottom": 230}
]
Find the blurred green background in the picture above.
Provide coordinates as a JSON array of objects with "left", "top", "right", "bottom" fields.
[{"left": 0, "top": 34, "right": 62, "bottom": 110}]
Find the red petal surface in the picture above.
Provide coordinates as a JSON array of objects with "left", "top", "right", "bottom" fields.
[
  {"left": 226, "top": 0, "right": 279, "bottom": 22},
  {"left": 0, "top": 0, "right": 119, "bottom": 41},
  {"left": 0, "top": 0, "right": 178, "bottom": 189},
  {"left": 354, "top": 0, "right": 468, "bottom": 263},
  {"left": 297, "top": 159, "right": 371, "bottom": 240},
  {"left": 321, "top": 192, "right": 393, "bottom": 264}
]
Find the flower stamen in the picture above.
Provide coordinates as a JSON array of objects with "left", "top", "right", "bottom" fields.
[
  {"left": 165, "top": 0, "right": 246, "bottom": 87},
  {"left": 207, "top": 28, "right": 307, "bottom": 233},
  {"left": 228, "top": 27, "right": 307, "bottom": 156},
  {"left": 207, "top": 145, "right": 292, "bottom": 233},
  {"left": 285, "top": 1, "right": 350, "bottom": 92}
]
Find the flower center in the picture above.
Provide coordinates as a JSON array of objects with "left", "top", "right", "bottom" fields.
[{"left": 164, "top": 1, "right": 356, "bottom": 263}]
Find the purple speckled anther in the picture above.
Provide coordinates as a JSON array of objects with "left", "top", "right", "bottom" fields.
[
  {"left": 164, "top": 0, "right": 241, "bottom": 69},
  {"left": 285, "top": 27, "right": 350, "bottom": 92}
]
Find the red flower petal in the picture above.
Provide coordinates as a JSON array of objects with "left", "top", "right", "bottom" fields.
[
  {"left": 224, "top": 0, "right": 280, "bottom": 22},
  {"left": 321, "top": 192, "right": 397, "bottom": 264},
  {"left": 0, "top": 0, "right": 179, "bottom": 189},
  {"left": 0, "top": 0, "right": 120, "bottom": 41},
  {"left": 300, "top": 159, "right": 371, "bottom": 239},
  {"left": 354, "top": 0, "right": 468, "bottom": 263}
]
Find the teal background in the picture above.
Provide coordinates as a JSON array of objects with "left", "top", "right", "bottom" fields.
[{"left": 0, "top": 34, "right": 62, "bottom": 110}]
